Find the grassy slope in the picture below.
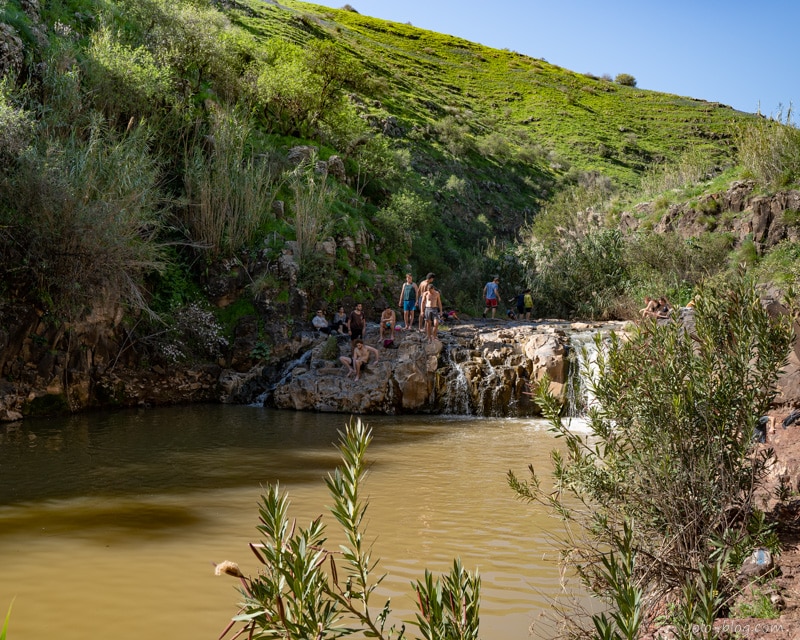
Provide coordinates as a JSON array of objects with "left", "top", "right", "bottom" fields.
[{"left": 244, "top": 0, "right": 752, "bottom": 187}]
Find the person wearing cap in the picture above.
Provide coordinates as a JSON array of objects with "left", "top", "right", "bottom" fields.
[
  {"left": 482, "top": 276, "right": 501, "bottom": 319},
  {"left": 417, "top": 272, "right": 435, "bottom": 331}
]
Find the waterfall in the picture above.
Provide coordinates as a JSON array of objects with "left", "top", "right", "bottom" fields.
[
  {"left": 250, "top": 350, "right": 313, "bottom": 406},
  {"left": 564, "top": 327, "right": 609, "bottom": 419},
  {"left": 440, "top": 344, "right": 474, "bottom": 415}
]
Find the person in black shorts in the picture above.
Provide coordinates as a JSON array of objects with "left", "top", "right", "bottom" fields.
[{"left": 348, "top": 302, "right": 365, "bottom": 348}]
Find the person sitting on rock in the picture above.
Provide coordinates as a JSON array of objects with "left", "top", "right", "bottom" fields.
[
  {"left": 379, "top": 306, "right": 397, "bottom": 342},
  {"left": 339, "top": 339, "right": 379, "bottom": 381},
  {"left": 331, "top": 305, "right": 349, "bottom": 335},
  {"left": 640, "top": 296, "right": 659, "bottom": 319},
  {"left": 312, "top": 309, "right": 333, "bottom": 335},
  {"left": 656, "top": 296, "right": 672, "bottom": 320}
]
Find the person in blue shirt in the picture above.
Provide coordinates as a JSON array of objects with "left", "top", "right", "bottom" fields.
[{"left": 482, "top": 276, "right": 501, "bottom": 319}]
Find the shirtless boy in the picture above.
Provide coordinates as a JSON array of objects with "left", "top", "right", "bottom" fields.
[
  {"left": 420, "top": 284, "right": 443, "bottom": 343},
  {"left": 339, "top": 339, "right": 380, "bottom": 381},
  {"left": 417, "top": 273, "right": 434, "bottom": 331}
]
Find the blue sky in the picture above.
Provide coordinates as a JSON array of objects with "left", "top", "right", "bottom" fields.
[{"left": 306, "top": 0, "right": 798, "bottom": 117}]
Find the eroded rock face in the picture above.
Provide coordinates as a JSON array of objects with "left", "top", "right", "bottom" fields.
[{"left": 261, "top": 321, "right": 591, "bottom": 417}]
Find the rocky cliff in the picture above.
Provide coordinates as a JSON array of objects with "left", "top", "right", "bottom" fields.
[{"left": 0, "top": 301, "right": 618, "bottom": 421}]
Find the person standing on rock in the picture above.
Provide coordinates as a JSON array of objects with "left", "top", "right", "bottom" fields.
[
  {"left": 398, "top": 273, "right": 419, "bottom": 331},
  {"left": 339, "top": 339, "right": 379, "bottom": 381},
  {"left": 417, "top": 273, "right": 435, "bottom": 331},
  {"left": 348, "top": 303, "right": 365, "bottom": 348},
  {"left": 522, "top": 288, "right": 533, "bottom": 321},
  {"left": 482, "top": 276, "right": 501, "bottom": 319},
  {"left": 420, "top": 284, "right": 443, "bottom": 343}
]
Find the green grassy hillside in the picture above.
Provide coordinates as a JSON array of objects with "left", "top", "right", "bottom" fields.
[{"left": 0, "top": 0, "right": 793, "bottom": 344}]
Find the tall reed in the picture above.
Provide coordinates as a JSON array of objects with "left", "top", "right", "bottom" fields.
[
  {"left": 736, "top": 105, "right": 800, "bottom": 188},
  {"left": 183, "top": 107, "right": 276, "bottom": 257}
]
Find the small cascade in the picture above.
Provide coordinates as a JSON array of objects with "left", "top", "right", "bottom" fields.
[
  {"left": 564, "top": 328, "right": 608, "bottom": 418},
  {"left": 439, "top": 344, "right": 474, "bottom": 415},
  {"left": 251, "top": 350, "right": 313, "bottom": 406}
]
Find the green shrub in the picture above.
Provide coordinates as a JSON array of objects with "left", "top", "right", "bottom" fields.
[
  {"left": 526, "top": 228, "right": 628, "bottom": 319},
  {"left": 374, "top": 187, "right": 433, "bottom": 253},
  {"left": 320, "top": 335, "right": 339, "bottom": 360},
  {"left": 753, "top": 239, "right": 800, "bottom": 288},
  {"left": 731, "top": 586, "right": 781, "bottom": 619},
  {"left": 83, "top": 25, "right": 172, "bottom": 124},
  {"left": 780, "top": 208, "right": 800, "bottom": 227},
  {"left": 509, "top": 275, "right": 794, "bottom": 636}
]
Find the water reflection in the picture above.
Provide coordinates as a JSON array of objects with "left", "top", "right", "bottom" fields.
[{"left": 0, "top": 405, "right": 574, "bottom": 639}]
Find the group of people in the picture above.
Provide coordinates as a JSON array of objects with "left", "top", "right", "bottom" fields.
[
  {"left": 316, "top": 272, "right": 540, "bottom": 382},
  {"left": 640, "top": 296, "right": 672, "bottom": 320},
  {"left": 313, "top": 302, "right": 376, "bottom": 382},
  {"left": 310, "top": 271, "right": 446, "bottom": 382}
]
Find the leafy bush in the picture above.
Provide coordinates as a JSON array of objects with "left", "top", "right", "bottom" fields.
[
  {"left": 509, "top": 275, "right": 794, "bottom": 635},
  {"left": 216, "top": 418, "right": 481, "bottom": 640},
  {"left": 83, "top": 25, "right": 172, "bottom": 124},
  {"left": 638, "top": 146, "right": 719, "bottom": 198},
  {"left": 526, "top": 228, "right": 628, "bottom": 319},
  {"left": 246, "top": 39, "right": 354, "bottom": 139},
  {"left": 624, "top": 231, "right": 732, "bottom": 308},
  {"left": 123, "top": 0, "right": 243, "bottom": 102},
  {"left": 374, "top": 187, "right": 433, "bottom": 253}
]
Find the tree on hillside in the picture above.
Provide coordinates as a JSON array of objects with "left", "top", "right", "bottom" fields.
[
  {"left": 615, "top": 73, "right": 637, "bottom": 87},
  {"left": 246, "top": 40, "right": 356, "bottom": 139}
]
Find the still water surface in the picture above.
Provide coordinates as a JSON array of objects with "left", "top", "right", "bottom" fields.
[{"left": 0, "top": 405, "right": 577, "bottom": 639}]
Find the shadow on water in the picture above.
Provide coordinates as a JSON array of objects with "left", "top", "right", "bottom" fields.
[
  {"left": 0, "top": 502, "right": 204, "bottom": 541},
  {"left": 0, "top": 405, "right": 465, "bottom": 505}
]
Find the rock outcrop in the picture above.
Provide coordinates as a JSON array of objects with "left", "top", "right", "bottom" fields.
[
  {"left": 222, "top": 320, "right": 612, "bottom": 417},
  {"left": 623, "top": 181, "right": 800, "bottom": 254}
]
